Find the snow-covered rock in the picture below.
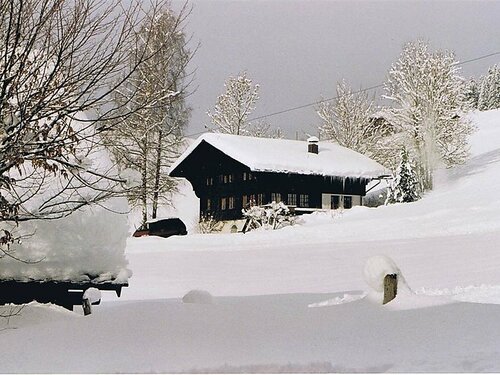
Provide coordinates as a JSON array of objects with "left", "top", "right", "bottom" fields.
[{"left": 182, "top": 290, "right": 213, "bottom": 304}]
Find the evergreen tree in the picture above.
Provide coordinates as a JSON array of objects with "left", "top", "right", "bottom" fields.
[
  {"left": 386, "top": 148, "right": 421, "bottom": 204},
  {"left": 478, "top": 64, "right": 500, "bottom": 110},
  {"left": 464, "top": 78, "right": 480, "bottom": 109}
]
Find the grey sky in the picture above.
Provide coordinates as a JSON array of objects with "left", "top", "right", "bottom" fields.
[{"left": 178, "top": 0, "right": 500, "bottom": 139}]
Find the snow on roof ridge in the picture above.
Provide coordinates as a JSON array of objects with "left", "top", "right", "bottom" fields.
[{"left": 170, "top": 132, "right": 388, "bottom": 178}]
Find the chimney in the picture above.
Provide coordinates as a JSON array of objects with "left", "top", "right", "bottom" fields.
[{"left": 307, "top": 136, "right": 319, "bottom": 154}]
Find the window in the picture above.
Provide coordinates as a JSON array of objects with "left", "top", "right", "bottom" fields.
[
  {"left": 221, "top": 174, "right": 233, "bottom": 184},
  {"left": 257, "top": 193, "right": 264, "bottom": 206},
  {"left": 205, "top": 177, "right": 213, "bottom": 186},
  {"left": 249, "top": 194, "right": 256, "bottom": 206},
  {"left": 287, "top": 193, "right": 297, "bottom": 206},
  {"left": 228, "top": 196, "right": 235, "bottom": 209},
  {"left": 221, "top": 197, "right": 227, "bottom": 210},
  {"left": 242, "top": 195, "right": 248, "bottom": 208},
  {"left": 331, "top": 195, "right": 340, "bottom": 209},
  {"left": 207, "top": 198, "right": 211, "bottom": 211},
  {"left": 344, "top": 196, "right": 352, "bottom": 209},
  {"left": 271, "top": 193, "right": 281, "bottom": 202},
  {"left": 299, "top": 194, "right": 309, "bottom": 207}
]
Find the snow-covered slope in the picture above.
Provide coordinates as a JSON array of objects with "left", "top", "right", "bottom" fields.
[{"left": 3, "top": 109, "right": 500, "bottom": 373}]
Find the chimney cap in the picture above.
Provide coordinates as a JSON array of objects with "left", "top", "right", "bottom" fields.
[{"left": 307, "top": 136, "right": 319, "bottom": 143}]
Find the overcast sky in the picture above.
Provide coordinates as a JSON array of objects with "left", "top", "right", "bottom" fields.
[{"left": 176, "top": 0, "right": 500, "bottom": 139}]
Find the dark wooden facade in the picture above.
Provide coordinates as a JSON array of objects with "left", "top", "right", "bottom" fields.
[{"left": 170, "top": 140, "right": 370, "bottom": 221}]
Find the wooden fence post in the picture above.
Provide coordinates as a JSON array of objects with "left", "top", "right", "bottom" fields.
[
  {"left": 383, "top": 274, "right": 398, "bottom": 304},
  {"left": 82, "top": 298, "right": 92, "bottom": 316}
]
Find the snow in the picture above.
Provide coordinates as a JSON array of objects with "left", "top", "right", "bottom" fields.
[
  {"left": 0, "top": 131, "right": 132, "bottom": 283},
  {"left": 182, "top": 289, "right": 214, "bottom": 304},
  {"left": 169, "top": 132, "right": 388, "bottom": 178},
  {"left": 363, "top": 255, "right": 409, "bottom": 293},
  {"left": 3, "top": 109, "right": 500, "bottom": 372},
  {"left": 83, "top": 288, "right": 102, "bottom": 304}
]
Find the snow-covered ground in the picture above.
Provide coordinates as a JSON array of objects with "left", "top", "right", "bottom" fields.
[{"left": 2, "top": 110, "right": 500, "bottom": 372}]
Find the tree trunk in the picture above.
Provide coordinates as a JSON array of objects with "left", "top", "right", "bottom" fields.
[
  {"left": 152, "top": 128, "right": 163, "bottom": 219},
  {"left": 141, "top": 136, "right": 149, "bottom": 226}
]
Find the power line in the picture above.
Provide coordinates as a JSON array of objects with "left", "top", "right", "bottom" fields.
[
  {"left": 184, "top": 49, "right": 500, "bottom": 138},
  {"left": 246, "top": 49, "right": 500, "bottom": 123}
]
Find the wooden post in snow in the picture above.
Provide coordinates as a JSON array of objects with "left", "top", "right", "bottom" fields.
[
  {"left": 383, "top": 274, "right": 398, "bottom": 304},
  {"left": 82, "top": 298, "right": 92, "bottom": 316}
]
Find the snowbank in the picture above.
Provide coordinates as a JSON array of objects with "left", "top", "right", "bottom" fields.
[
  {"left": 182, "top": 289, "right": 214, "bottom": 304},
  {"left": 1, "top": 125, "right": 131, "bottom": 284}
]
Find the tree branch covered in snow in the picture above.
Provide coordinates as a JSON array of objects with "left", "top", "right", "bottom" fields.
[
  {"left": 383, "top": 40, "right": 474, "bottom": 190},
  {"left": 207, "top": 72, "right": 281, "bottom": 138},
  {"left": 242, "top": 201, "right": 293, "bottom": 232},
  {"left": 103, "top": 2, "right": 195, "bottom": 225},
  {"left": 316, "top": 81, "right": 390, "bottom": 165},
  {"left": 0, "top": 0, "right": 176, "bottom": 248}
]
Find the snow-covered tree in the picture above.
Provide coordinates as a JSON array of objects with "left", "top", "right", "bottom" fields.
[
  {"left": 384, "top": 40, "right": 474, "bottom": 190},
  {"left": 251, "top": 121, "right": 284, "bottom": 139},
  {"left": 386, "top": 147, "right": 421, "bottom": 204},
  {"left": 0, "top": 0, "right": 166, "bottom": 252},
  {"left": 317, "top": 81, "right": 387, "bottom": 163},
  {"left": 463, "top": 77, "right": 480, "bottom": 109},
  {"left": 105, "top": 4, "right": 193, "bottom": 225},
  {"left": 207, "top": 72, "right": 259, "bottom": 136},
  {"left": 478, "top": 64, "right": 500, "bottom": 110}
]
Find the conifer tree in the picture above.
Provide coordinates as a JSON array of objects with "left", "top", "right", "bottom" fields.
[
  {"left": 478, "top": 64, "right": 500, "bottom": 110},
  {"left": 386, "top": 148, "right": 421, "bottom": 204}
]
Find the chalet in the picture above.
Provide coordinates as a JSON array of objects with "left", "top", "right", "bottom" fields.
[{"left": 169, "top": 133, "right": 387, "bottom": 231}]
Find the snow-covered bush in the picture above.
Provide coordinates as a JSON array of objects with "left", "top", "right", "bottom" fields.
[
  {"left": 182, "top": 290, "right": 213, "bottom": 304},
  {"left": 242, "top": 201, "right": 294, "bottom": 232},
  {"left": 197, "top": 214, "right": 224, "bottom": 234}
]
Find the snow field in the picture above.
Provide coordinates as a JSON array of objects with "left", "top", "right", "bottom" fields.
[{"left": 2, "top": 109, "right": 500, "bottom": 372}]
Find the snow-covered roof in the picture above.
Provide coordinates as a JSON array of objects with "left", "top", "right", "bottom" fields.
[{"left": 170, "top": 133, "right": 387, "bottom": 178}]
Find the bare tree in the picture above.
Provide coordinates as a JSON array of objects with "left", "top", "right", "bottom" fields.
[
  {"left": 104, "top": 3, "right": 194, "bottom": 225},
  {"left": 384, "top": 40, "right": 474, "bottom": 190},
  {"left": 0, "top": 0, "right": 170, "bottom": 254}
]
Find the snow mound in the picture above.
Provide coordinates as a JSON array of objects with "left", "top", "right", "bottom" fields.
[
  {"left": 182, "top": 290, "right": 213, "bottom": 304},
  {"left": 364, "top": 255, "right": 409, "bottom": 293},
  {"left": 83, "top": 288, "right": 102, "bottom": 304}
]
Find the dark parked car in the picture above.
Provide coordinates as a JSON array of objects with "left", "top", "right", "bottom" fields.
[{"left": 133, "top": 218, "right": 187, "bottom": 238}]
